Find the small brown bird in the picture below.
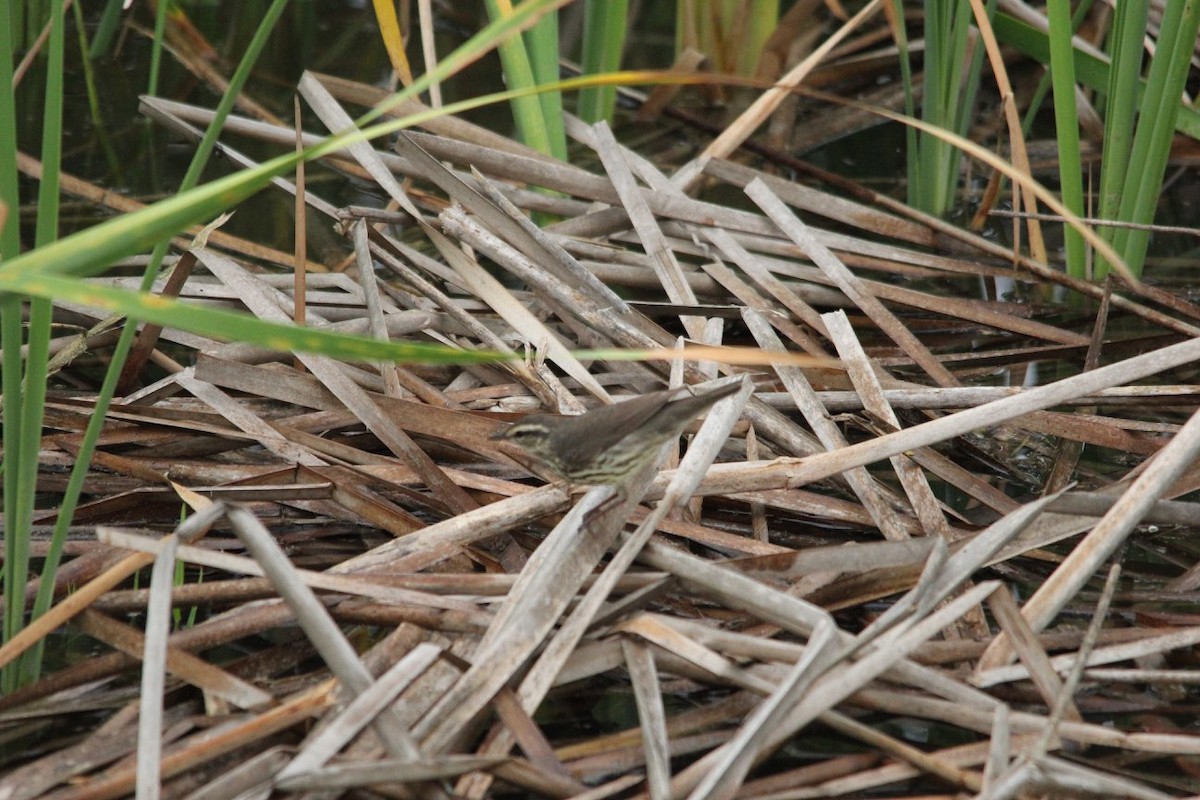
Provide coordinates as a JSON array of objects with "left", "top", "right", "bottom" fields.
[{"left": 491, "top": 381, "right": 742, "bottom": 486}]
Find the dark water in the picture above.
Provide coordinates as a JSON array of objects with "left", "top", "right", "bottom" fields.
[{"left": 18, "top": 2, "right": 506, "bottom": 246}]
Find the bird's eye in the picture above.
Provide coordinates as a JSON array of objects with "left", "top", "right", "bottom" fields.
[{"left": 506, "top": 424, "right": 549, "bottom": 441}]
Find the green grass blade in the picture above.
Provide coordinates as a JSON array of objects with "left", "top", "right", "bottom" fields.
[
  {"left": 525, "top": 8, "right": 568, "bottom": 160},
  {"left": 14, "top": 0, "right": 66, "bottom": 686},
  {"left": 15, "top": 298, "right": 51, "bottom": 685},
  {"left": 8, "top": 1, "right": 22, "bottom": 51},
  {"left": 1019, "top": 0, "right": 1092, "bottom": 136},
  {"left": 483, "top": 0, "right": 554, "bottom": 155},
  {"left": 0, "top": 0, "right": 24, "bottom": 694},
  {"left": 32, "top": 2, "right": 63, "bottom": 249},
  {"left": 739, "top": 0, "right": 780, "bottom": 77},
  {"left": 1, "top": 0, "right": 65, "bottom": 689},
  {"left": 147, "top": 0, "right": 169, "bottom": 97},
  {"left": 0, "top": 2, "right": 18, "bottom": 258},
  {"left": 88, "top": 0, "right": 125, "bottom": 58},
  {"left": 0, "top": 271, "right": 505, "bottom": 364},
  {"left": 360, "top": 0, "right": 571, "bottom": 128},
  {"left": 915, "top": 1, "right": 942, "bottom": 207},
  {"left": 1096, "top": 0, "right": 1146, "bottom": 231},
  {"left": 889, "top": 0, "right": 920, "bottom": 208},
  {"left": 1106, "top": 0, "right": 1200, "bottom": 278},
  {"left": 0, "top": 151, "right": 300, "bottom": 280},
  {"left": 912, "top": 0, "right": 980, "bottom": 215},
  {"left": 1046, "top": 0, "right": 1086, "bottom": 280},
  {"left": 952, "top": 0, "right": 990, "bottom": 150},
  {"left": 577, "top": 0, "right": 629, "bottom": 124},
  {"left": 993, "top": 10, "right": 1200, "bottom": 140},
  {"left": 0, "top": 293, "right": 23, "bottom": 695}
]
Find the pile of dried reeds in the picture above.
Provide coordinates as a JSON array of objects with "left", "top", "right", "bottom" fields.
[{"left": 4, "top": 68, "right": 1200, "bottom": 799}]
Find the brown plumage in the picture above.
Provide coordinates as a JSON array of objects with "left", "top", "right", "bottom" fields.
[{"left": 491, "top": 382, "right": 742, "bottom": 485}]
